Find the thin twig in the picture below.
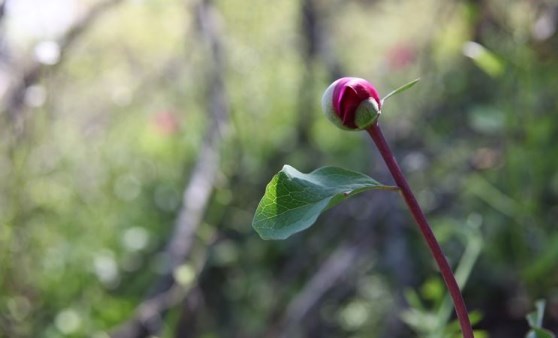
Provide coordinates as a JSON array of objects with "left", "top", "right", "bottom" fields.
[
  {"left": 0, "top": 0, "right": 6, "bottom": 24},
  {"left": 109, "top": 0, "right": 229, "bottom": 337},
  {"left": 2, "top": 0, "right": 124, "bottom": 127},
  {"left": 276, "top": 242, "right": 364, "bottom": 338}
]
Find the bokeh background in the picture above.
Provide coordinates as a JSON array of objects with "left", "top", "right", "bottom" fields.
[{"left": 1, "top": 0, "right": 558, "bottom": 337}]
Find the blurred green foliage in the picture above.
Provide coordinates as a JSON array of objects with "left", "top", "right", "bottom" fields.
[{"left": 1, "top": 0, "right": 558, "bottom": 337}]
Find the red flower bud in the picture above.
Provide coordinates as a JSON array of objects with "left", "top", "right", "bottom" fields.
[{"left": 321, "top": 77, "right": 382, "bottom": 130}]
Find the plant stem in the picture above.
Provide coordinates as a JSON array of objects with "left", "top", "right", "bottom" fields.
[{"left": 367, "top": 123, "right": 474, "bottom": 338}]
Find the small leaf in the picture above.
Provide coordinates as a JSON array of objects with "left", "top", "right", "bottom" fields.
[
  {"left": 525, "top": 300, "right": 555, "bottom": 338},
  {"left": 404, "top": 289, "right": 426, "bottom": 311},
  {"left": 252, "top": 165, "right": 396, "bottom": 240},
  {"left": 381, "top": 78, "right": 420, "bottom": 104},
  {"left": 527, "top": 328, "right": 556, "bottom": 338},
  {"left": 462, "top": 41, "right": 504, "bottom": 78},
  {"left": 527, "top": 312, "right": 539, "bottom": 328},
  {"left": 468, "top": 310, "right": 484, "bottom": 326},
  {"left": 535, "top": 300, "right": 547, "bottom": 327},
  {"left": 527, "top": 300, "right": 547, "bottom": 328}
]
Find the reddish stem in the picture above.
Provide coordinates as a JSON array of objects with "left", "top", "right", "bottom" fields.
[{"left": 367, "top": 123, "right": 474, "bottom": 338}]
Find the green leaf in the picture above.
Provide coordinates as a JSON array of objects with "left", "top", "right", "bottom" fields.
[
  {"left": 252, "top": 165, "right": 396, "bottom": 240},
  {"left": 527, "top": 300, "right": 547, "bottom": 328},
  {"left": 381, "top": 78, "right": 420, "bottom": 104},
  {"left": 525, "top": 300, "right": 555, "bottom": 338},
  {"left": 462, "top": 41, "right": 504, "bottom": 78},
  {"left": 527, "top": 328, "right": 556, "bottom": 338}
]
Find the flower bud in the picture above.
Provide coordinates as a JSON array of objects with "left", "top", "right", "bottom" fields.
[{"left": 321, "top": 77, "right": 382, "bottom": 130}]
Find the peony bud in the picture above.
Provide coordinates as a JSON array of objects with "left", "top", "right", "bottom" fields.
[{"left": 321, "top": 77, "right": 382, "bottom": 130}]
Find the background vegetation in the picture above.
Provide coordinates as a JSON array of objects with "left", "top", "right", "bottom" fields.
[{"left": 1, "top": 0, "right": 557, "bottom": 337}]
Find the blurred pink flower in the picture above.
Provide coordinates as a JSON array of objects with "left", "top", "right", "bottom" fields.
[
  {"left": 151, "top": 111, "right": 181, "bottom": 136},
  {"left": 386, "top": 43, "right": 417, "bottom": 70}
]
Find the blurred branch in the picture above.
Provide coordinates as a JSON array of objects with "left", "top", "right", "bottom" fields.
[
  {"left": 109, "top": 251, "right": 211, "bottom": 338},
  {"left": 2, "top": 0, "right": 124, "bottom": 131},
  {"left": 109, "top": 0, "right": 230, "bottom": 337},
  {"left": 301, "top": 0, "right": 343, "bottom": 80},
  {"left": 265, "top": 176, "right": 418, "bottom": 338},
  {"left": 378, "top": 212, "right": 416, "bottom": 338},
  {"left": 166, "top": 0, "right": 229, "bottom": 270},
  {"left": 0, "top": 0, "right": 6, "bottom": 24},
  {"left": 295, "top": 0, "right": 342, "bottom": 147},
  {"left": 171, "top": 286, "right": 205, "bottom": 338},
  {"left": 274, "top": 242, "right": 365, "bottom": 338}
]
